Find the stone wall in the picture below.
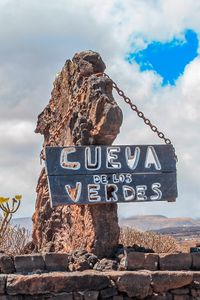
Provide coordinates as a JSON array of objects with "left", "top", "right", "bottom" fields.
[
  {"left": 2, "top": 252, "right": 200, "bottom": 274},
  {"left": 1, "top": 269, "right": 200, "bottom": 299},
  {"left": 1, "top": 253, "right": 200, "bottom": 299}
]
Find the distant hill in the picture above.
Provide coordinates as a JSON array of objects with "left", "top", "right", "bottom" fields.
[
  {"left": 153, "top": 226, "right": 200, "bottom": 242},
  {"left": 119, "top": 215, "right": 200, "bottom": 231},
  {"left": 11, "top": 217, "right": 32, "bottom": 232},
  {"left": 10, "top": 215, "right": 200, "bottom": 242}
]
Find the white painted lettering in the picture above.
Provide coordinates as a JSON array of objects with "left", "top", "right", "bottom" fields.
[
  {"left": 65, "top": 182, "right": 82, "bottom": 203},
  {"left": 88, "top": 184, "right": 101, "bottom": 202},
  {"left": 60, "top": 147, "right": 80, "bottom": 170},
  {"left": 93, "top": 175, "right": 108, "bottom": 184},
  {"left": 119, "top": 174, "right": 125, "bottom": 182},
  {"left": 112, "top": 174, "right": 119, "bottom": 183},
  {"left": 106, "top": 147, "right": 121, "bottom": 169},
  {"left": 112, "top": 173, "right": 133, "bottom": 184},
  {"left": 105, "top": 184, "right": 118, "bottom": 202},
  {"left": 93, "top": 175, "right": 101, "bottom": 184},
  {"left": 125, "top": 174, "right": 132, "bottom": 184},
  {"left": 136, "top": 185, "right": 147, "bottom": 201},
  {"left": 125, "top": 146, "right": 140, "bottom": 169},
  {"left": 85, "top": 147, "right": 101, "bottom": 170},
  {"left": 145, "top": 146, "right": 161, "bottom": 170},
  {"left": 101, "top": 175, "right": 108, "bottom": 184},
  {"left": 123, "top": 185, "right": 135, "bottom": 201},
  {"left": 150, "top": 182, "right": 162, "bottom": 200}
]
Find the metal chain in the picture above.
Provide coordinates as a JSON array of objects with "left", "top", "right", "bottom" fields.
[
  {"left": 40, "top": 72, "right": 174, "bottom": 163},
  {"left": 103, "top": 73, "right": 172, "bottom": 145}
]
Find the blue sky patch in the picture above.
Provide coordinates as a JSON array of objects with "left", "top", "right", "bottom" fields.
[{"left": 127, "top": 29, "right": 199, "bottom": 85}]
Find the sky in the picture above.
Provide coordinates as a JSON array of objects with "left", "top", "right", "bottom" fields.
[
  {"left": 127, "top": 29, "right": 198, "bottom": 85},
  {"left": 0, "top": 0, "right": 200, "bottom": 218}
]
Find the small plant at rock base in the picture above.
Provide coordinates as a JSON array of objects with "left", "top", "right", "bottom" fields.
[
  {"left": 0, "top": 195, "right": 22, "bottom": 243},
  {"left": 0, "top": 195, "right": 30, "bottom": 255},
  {"left": 0, "top": 224, "right": 30, "bottom": 255}
]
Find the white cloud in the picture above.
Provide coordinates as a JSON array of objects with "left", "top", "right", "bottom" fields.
[
  {"left": 114, "top": 57, "right": 200, "bottom": 218},
  {"left": 0, "top": 0, "right": 200, "bottom": 218},
  {"left": 0, "top": 121, "right": 35, "bottom": 144},
  {"left": 0, "top": 120, "right": 42, "bottom": 217}
]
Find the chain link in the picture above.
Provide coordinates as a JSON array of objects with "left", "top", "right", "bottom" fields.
[
  {"left": 103, "top": 73, "right": 172, "bottom": 145},
  {"left": 40, "top": 72, "right": 174, "bottom": 163}
]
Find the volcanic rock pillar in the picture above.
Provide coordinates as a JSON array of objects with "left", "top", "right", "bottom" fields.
[{"left": 32, "top": 51, "right": 123, "bottom": 258}]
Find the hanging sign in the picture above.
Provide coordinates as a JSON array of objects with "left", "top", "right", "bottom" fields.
[{"left": 45, "top": 145, "right": 177, "bottom": 206}]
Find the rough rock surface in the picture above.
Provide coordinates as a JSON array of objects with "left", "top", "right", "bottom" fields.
[
  {"left": 151, "top": 271, "right": 193, "bottom": 293},
  {"left": 110, "top": 271, "right": 152, "bottom": 298},
  {"left": 68, "top": 250, "right": 98, "bottom": 271},
  {"left": 125, "top": 252, "right": 159, "bottom": 271},
  {"left": 32, "top": 51, "right": 123, "bottom": 257},
  {"left": 94, "top": 258, "right": 118, "bottom": 271},
  {"left": 0, "top": 255, "right": 15, "bottom": 274},
  {"left": 14, "top": 254, "right": 45, "bottom": 273},
  {"left": 2, "top": 270, "right": 200, "bottom": 298},
  {"left": 159, "top": 253, "right": 192, "bottom": 270},
  {"left": 6, "top": 271, "right": 110, "bottom": 295}
]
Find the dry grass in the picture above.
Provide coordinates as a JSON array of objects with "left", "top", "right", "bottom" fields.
[
  {"left": 120, "top": 227, "right": 179, "bottom": 253},
  {"left": 177, "top": 239, "right": 199, "bottom": 253},
  {"left": 0, "top": 224, "right": 31, "bottom": 255}
]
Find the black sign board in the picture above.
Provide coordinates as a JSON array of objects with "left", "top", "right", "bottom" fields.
[{"left": 45, "top": 145, "right": 177, "bottom": 206}]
